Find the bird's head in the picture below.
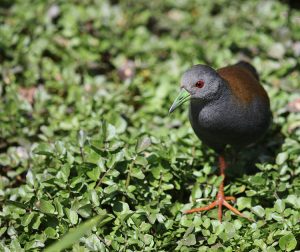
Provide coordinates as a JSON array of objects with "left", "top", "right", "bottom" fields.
[{"left": 169, "top": 64, "right": 223, "bottom": 113}]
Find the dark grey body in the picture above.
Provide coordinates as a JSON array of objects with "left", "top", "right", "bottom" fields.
[{"left": 188, "top": 83, "right": 271, "bottom": 153}]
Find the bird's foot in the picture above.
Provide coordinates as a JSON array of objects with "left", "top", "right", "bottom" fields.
[{"left": 184, "top": 191, "right": 251, "bottom": 222}]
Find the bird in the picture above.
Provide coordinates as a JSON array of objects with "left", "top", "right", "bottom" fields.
[{"left": 169, "top": 61, "right": 271, "bottom": 222}]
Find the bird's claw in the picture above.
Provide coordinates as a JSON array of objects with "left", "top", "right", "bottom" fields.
[{"left": 184, "top": 195, "right": 251, "bottom": 222}]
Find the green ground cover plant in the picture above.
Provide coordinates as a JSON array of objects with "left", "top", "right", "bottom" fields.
[{"left": 0, "top": 0, "right": 300, "bottom": 251}]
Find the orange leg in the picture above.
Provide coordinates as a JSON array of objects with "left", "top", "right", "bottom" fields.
[{"left": 184, "top": 156, "right": 250, "bottom": 222}]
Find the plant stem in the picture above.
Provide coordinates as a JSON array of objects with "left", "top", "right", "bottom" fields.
[
  {"left": 122, "top": 156, "right": 136, "bottom": 201},
  {"left": 96, "top": 166, "right": 112, "bottom": 188},
  {"left": 80, "top": 146, "right": 85, "bottom": 163}
]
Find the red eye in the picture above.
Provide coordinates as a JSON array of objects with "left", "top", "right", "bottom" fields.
[{"left": 195, "top": 80, "right": 205, "bottom": 88}]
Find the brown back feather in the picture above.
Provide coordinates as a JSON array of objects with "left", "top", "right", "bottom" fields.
[{"left": 217, "top": 65, "right": 269, "bottom": 104}]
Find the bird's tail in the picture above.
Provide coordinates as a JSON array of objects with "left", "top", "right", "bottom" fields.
[{"left": 236, "top": 61, "right": 259, "bottom": 80}]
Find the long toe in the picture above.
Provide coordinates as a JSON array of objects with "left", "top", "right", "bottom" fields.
[
  {"left": 223, "top": 200, "right": 253, "bottom": 222},
  {"left": 184, "top": 196, "right": 251, "bottom": 222},
  {"left": 184, "top": 200, "right": 218, "bottom": 214}
]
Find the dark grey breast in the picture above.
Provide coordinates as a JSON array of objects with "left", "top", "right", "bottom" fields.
[{"left": 188, "top": 62, "right": 271, "bottom": 153}]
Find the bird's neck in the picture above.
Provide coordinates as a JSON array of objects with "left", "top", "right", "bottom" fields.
[{"left": 190, "top": 80, "right": 232, "bottom": 109}]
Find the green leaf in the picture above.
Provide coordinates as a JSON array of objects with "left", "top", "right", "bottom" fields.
[
  {"left": 54, "top": 198, "right": 64, "bottom": 217},
  {"left": 274, "top": 199, "right": 285, "bottom": 213},
  {"left": 181, "top": 234, "right": 196, "bottom": 246},
  {"left": 222, "top": 222, "right": 236, "bottom": 239},
  {"left": 249, "top": 175, "right": 265, "bottom": 185},
  {"left": 57, "top": 164, "right": 70, "bottom": 182},
  {"left": 33, "top": 143, "right": 54, "bottom": 156},
  {"left": 45, "top": 227, "right": 57, "bottom": 238},
  {"left": 276, "top": 152, "right": 288, "bottom": 165},
  {"left": 78, "top": 130, "right": 87, "bottom": 148},
  {"left": 10, "top": 239, "right": 23, "bottom": 252},
  {"left": 84, "top": 234, "right": 103, "bottom": 251},
  {"left": 0, "top": 227, "right": 7, "bottom": 237},
  {"left": 131, "top": 167, "right": 145, "bottom": 179},
  {"left": 237, "top": 197, "right": 252, "bottom": 210},
  {"left": 271, "top": 212, "right": 283, "bottom": 221},
  {"left": 106, "top": 124, "right": 116, "bottom": 141},
  {"left": 38, "top": 199, "right": 55, "bottom": 214},
  {"left": 114, "top": 116, "right": 127, "bottom": 133},
  {"left": 55, "top": 141, "right": 66, "bottom": 156},
  {"left": 135, "top": 156, "right": 148, "bottom": 166},
  {"left": 65, "top": 209, "right": 78, "bottom": 225},
  {"left": 90, "top": 190, "right": 100, "bottom": 207},
  {"left": 32, "top": 214, "right": 43, "bottom": 230},
  {"left": 6, "top": 200, "right": 27, "bottom": 209},
  {"left": 79, "top": 207, "right": 92, "bottom": 219},
  {"left": 142, "top": 234, "right": 153, "bottom": 245},
  {"left": 285, "top": 195, "right": 300, "bottom": 209},
  {"left": 26, "top": 169, "right": 36, "bottom": 187},
  {"left": 87, "top": 166, "right": 101, "bottom": 181},
  {"left": 279, "top": 233, "right": 297, "bottom": 251},
  {"left": 207, "top": 235, "right": 217, "bottom": 245},
  {"left": 252, "top": 205, "right": 265, "bottom": 218},
  {"left": 113, "top": 201, "right": 131, "bottom": 215},
  {"left": 44, "top": 214, "right": 113, "bottom": 252},
  {"left": 136, "top": 136, "right": 151, "bottom": 153},
  {"left": 183, "top": 225, "right": 194, "bottom": 238},
  {"left": 21, "top": 212, "right": 35, "bottom": 226}
]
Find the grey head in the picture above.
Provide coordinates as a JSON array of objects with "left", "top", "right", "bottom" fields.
[
  {"left": 181, "top": 64, "right": 224, "bottom": 101},
  {"left": 169, "top": 64, "right": 225, "bottom": 113}
]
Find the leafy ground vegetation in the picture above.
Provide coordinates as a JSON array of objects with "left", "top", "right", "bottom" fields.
[{"left": 1, "top": 0, "right": 300, "bottom": 251}]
